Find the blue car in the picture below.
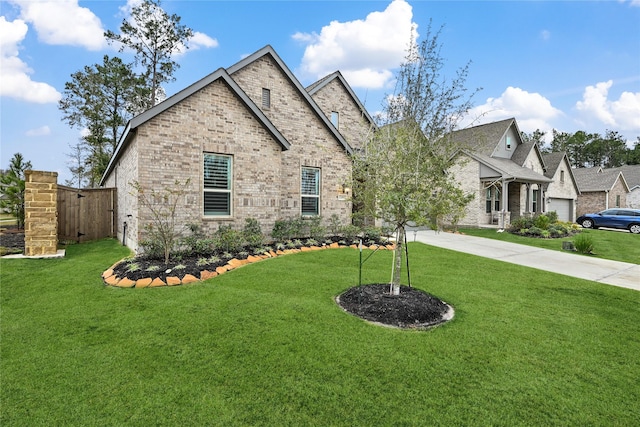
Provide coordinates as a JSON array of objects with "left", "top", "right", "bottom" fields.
[{"left": 577, "top": 208, "right": 640, "bottom": 234}]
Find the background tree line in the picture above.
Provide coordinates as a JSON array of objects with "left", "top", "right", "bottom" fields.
[
  {"left": 59, "top": 0, "right": 193, "bottom": 188},
  {"left": 521, "top": 129, "right": 640, "bottom": 168}
]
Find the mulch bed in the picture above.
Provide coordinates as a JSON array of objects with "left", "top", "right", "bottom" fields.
[
  {"left": 337, "top": 284, "right": 453, "bottom": 329},
  {"left": 0, "top": 226, "right": 25, "bottom": 254}
]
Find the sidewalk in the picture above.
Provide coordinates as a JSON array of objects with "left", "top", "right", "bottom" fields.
[{"left": 409, "top": 229, "right": 640, "bottom": 292}]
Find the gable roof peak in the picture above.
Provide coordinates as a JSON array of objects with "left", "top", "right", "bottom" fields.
[{"left": 227, "top": 45, "right": 354, "bottom": 155}]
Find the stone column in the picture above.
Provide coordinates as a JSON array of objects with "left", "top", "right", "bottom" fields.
[{"left": 24, "top": 170, "right": 58, "bottom": 256}]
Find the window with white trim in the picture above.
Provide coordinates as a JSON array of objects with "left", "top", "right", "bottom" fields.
[
  {"left": 301, "top": 167, "right": 320, "bottom": 216},
  {"left": 204, "top": 153, "right": 232, "bottom": 216},
  {"left": 506, "top": 136, "right": 512, "bottom": 150}
]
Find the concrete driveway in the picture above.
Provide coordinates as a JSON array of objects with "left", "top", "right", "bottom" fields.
[{"left": 409, "top": 229, "right": 640, "bottom": 292}]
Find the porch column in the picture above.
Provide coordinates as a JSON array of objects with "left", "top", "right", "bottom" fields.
[{"left": 501, "top": 179, "right": 509, "bottom": 228}]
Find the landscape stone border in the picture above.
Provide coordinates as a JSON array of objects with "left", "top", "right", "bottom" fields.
[{"left": 102, "top": 242, "right": 396, "bottom": 288}]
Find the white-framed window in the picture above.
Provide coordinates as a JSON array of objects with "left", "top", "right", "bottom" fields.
[
  {"left": 331, "top": 111, "right": 339, "bottom": 129},
  {"left": 560, "top": 170, "right": 565, "bottom": 183},
  {"left": 204, "top": 153, "right": 232, "bottom": 216},
  {"left": 262, "top": 88, "right": 270, "bottom": 109},
  {"left": 532, "top": 189, "right": 539, "bottom": 213},
  {"left": 506, "top": 136, "right": 512, "bottom": 150},
  {"left": 301, "top": 167, "right": 320, "bottom": 216}
]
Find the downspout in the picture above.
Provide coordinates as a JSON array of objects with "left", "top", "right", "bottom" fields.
[{"left": 605, "top": 190, "right": 609, "bottom": 209}]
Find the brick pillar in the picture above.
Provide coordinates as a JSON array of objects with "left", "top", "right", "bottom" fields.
[{"left": 24, "top": 170, "right": 58, "bottom": 256}]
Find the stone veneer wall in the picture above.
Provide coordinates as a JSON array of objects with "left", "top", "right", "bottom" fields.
[{"left": 24, "top": 170, "right": 58, "bottom": 256}]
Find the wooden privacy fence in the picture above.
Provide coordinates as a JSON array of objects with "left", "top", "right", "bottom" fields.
[{"left": 57, "top": 186, "right": 117, "bottom": 242}]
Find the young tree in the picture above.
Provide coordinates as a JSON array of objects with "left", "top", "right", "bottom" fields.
[
  {"left": 353, "top": 24, "right": 477, "bottom": 295},
  {"left": 0, "top": 153, "right": 32, "bottom": 229},
  {"left": 105, "top": 0, "right": 194, "bottom": 108},
  {"left": 59, "top": 55, "right": 147, "bottom": 187},
  {"left": 131, "top": 179, "right": 191, "bottom": 264}
]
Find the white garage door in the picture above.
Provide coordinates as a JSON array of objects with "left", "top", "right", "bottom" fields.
[{"left": 548, "top": 198, "right": 572, "bottom": 222}]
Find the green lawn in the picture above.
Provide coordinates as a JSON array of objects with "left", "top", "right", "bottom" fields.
[
  {"left": 2, "top": 239, "right": 639, "bottom": 425},
  {"left": 459, "top": 227, "right": 640, "bottom": 264}
]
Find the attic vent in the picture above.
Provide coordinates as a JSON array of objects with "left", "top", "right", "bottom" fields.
[
  {"left": 331, "top": 111, "right": 339, "bottom": 129},
  {"left": 262, "top": 88, "right": 270, "bottom": 108}
]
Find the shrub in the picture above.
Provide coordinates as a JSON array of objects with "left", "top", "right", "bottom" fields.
[
  {"left": 328, "top": 214, "right": 342, "bottom": 235},
  {"left": 527, "top": 226, "right": 543, "bottom": 237},
  {"left": 573, "top": 233, "right": 594, "bottom": 254},
  {"left": 362, "top": 226, "right": 382, "bottom": 243},
  {"left": 271, "top": 220, "right": 289, "bottom": 242},
  {"left": 271, "top": 217, "right": 304, "bottom": 241},
  {"left": 546, "top": 210, "right": 559, "bottom": 223},
  {"left": 214, "top": 225, "right": 243, "bottom": 253},
  {"left": 342, "top": 224, "right": 361, "bottom": 242},
  {"left": 509, "top": 217, "right": 534, "bottom": 233},
  {"left": 243, "top": 218, "right": 264, "bottom": 248},
  {"left": 307, "top": 216, "right": 326, "bottom": 241},
  {"left": 534, "top": 214, "right": 551, "bottom": 230}
]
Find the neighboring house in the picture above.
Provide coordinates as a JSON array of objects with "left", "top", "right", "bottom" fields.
[
  {"left": 572, "top": 167, "right": 630, "bottom": 217},
  {"left": 100, "top": 45, "right": 374, "bottom": 251},
  {"left": 607, "top": 165, "right": 640, "bottom": 209},
  {"left": 542, "top": 152, "right": 580, "bottom": 222},
  {"left": 448, "top": 118, "right": 554, "bottom": 228}
]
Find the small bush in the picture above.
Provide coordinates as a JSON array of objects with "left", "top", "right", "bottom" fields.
[
  {"left": 342, "top": 224, "right": 361, "bottom": 242},
  {"left": 328, "top": 214, "right": 342, "bottom": 235},
  {"left": 534, "top": 214, "right": 551, "bottom": 230},
  {"left": 307, "top": 216, "right": 326, "bottom": 241},
  {"left": 509, "top": 217, "right": 534, "bottom": 233},
  {"left": 271, "top": 217, "right": 304, "bottom": 241},
  {"left": 243, "top": 218, "right": 264, "bottom": 248},
  {"left": 573, "top": 233, "right": 595, "bottom": 254},
  {"left": 271, "top": 220, "right": 289, "bottom": 242},
  {"left": 362, "top": 226, "right": 382, "bottom": 242},
  {"left": 214, "top": 225, "right": 243, "bottom": 253},
  {"left": 527, "top": 226, "right": 543, "bottom": 237},
  {"left": 546, "top": 211, "right": 559, "bottom": 223}
]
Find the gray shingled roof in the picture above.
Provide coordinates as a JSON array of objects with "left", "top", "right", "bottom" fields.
[
  {"left": 542, "top": 152, "right": 566, "bottom": 179},
  {"left": 469, "top": 152, "right": 552, "bottom": 183},
  {"left": 572, "top": 167, "right": 628, "bottom": 192},
  {"left": 608, "top": 165, "right": 640, "bottom": 189},
  {"left": 449, "top": 118, "right": 515, "bottom": 156}
]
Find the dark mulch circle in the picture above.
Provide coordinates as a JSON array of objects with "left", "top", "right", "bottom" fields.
[
  {"left": 0, "top": 226, "right": 25, "bottom": 253},
  {"left": 337, "top": 283, "right": 453, "bottom": 329}
]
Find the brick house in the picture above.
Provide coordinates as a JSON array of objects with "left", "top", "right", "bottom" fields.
[
  {"left": 542, "top": 152, "right": 580, "bottom": 222},
  {"left": 606, "top": 165, "right": 640, "bottom": 209},
  {"left": 448, "top": 118, "right": 556, "bottom": 228},
  {"left": 100, "top": 45, "right": 374, "bottom": 251},
  {"left": 573, "top": 167, "right": 630, "bottom": 216}
]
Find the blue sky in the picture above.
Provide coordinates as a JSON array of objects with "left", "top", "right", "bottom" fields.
[{"left": 1, "top": 0, "right": 639, "bottom": 185}]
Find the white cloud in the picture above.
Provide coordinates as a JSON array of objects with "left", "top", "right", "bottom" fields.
[
  {"left": 575, "top": 80, "right": 640, "bottom": 133},
  {"left": 25, "top": 125, "right": 51, "bottom": 137},
  {"left": 294, "top": 0, "right": 417, "bottom": 89},
  {"left": 0, "top": 16, "right": 61, "bottom": 103},
  {"left": 188, "top": 32, "right": 218, "bottom": 50},
  {"left": 461, "top": 87, "right": 563, "bottom": 140},
  {"left": 10, "top": 0, "right": 105, "bottom": 50}
]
